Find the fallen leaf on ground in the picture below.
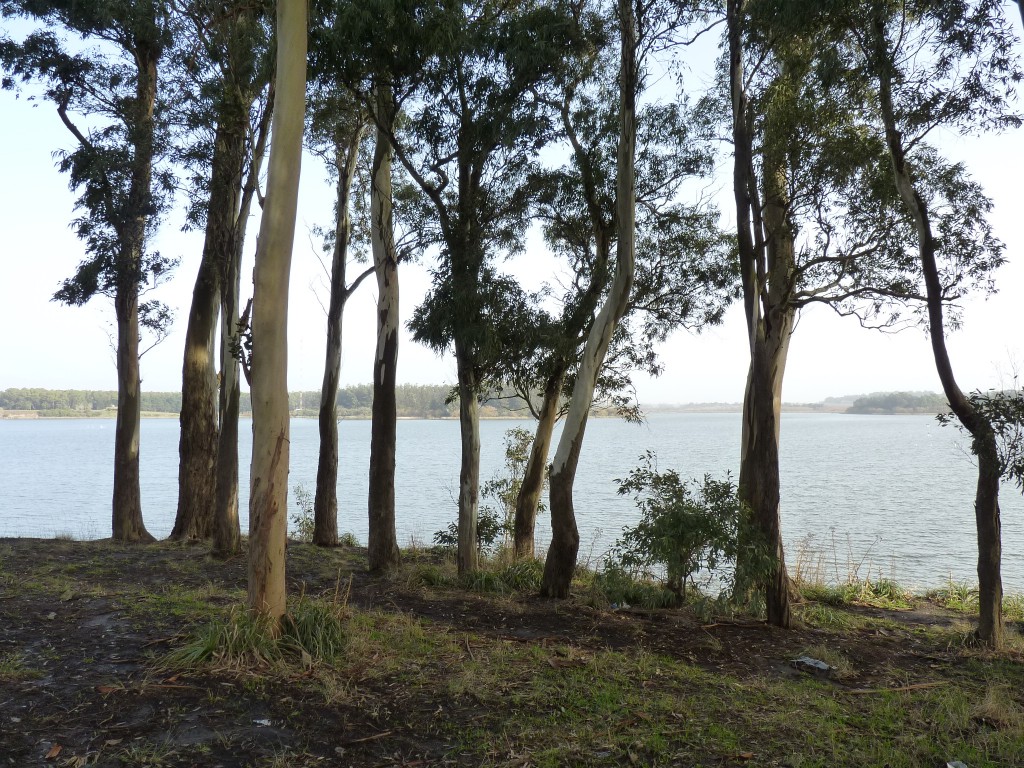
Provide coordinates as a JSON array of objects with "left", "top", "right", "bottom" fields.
[{"left": 44, "top": 744, "right": 62, "bottom": 759}]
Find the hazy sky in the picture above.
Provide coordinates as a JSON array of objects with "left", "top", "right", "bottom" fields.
[{"left": 1, "top": 22, "right": 1021, "bottom": 405}]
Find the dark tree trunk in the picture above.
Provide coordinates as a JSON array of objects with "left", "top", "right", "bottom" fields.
[
  {"left": 313, "top": 123, "right": 363, "bottom": 547},
  {"left": 455, "top": 343, "right": 481, "bottom": 574},
  {"left": 512, "top": 369, "right": 563, "bottom": 559},
  {"left": 873, "top": 34, "right": 1002, "bottom": 646},
  {"left": 367, "top": 86, "right": 401, "bottom": 572},
  {"left": 541, "top": 425, "right": 584, "bottom": 598},
  {"left": 111, "top": 44, "right": 159, "bottom": 545},
  {"left": 172, "top": 117, "right": 246, "bottom": 541},
  {"left": 112, "top": 285, "right": 154, "bottom": 543},
  {"left": 212, "top": 85, "right": 272, "bottom": 559}
]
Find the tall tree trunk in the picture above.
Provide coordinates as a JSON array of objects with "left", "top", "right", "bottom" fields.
[
  {"left": 541, "top": 0, "right": 636, "bottom": 598},
  {"left": 313, "top": 124, "right": 363, "bottom": 547},
  {"left": 213, "top": 84, "right": 273, "bottom": 559},
  {"left": 728, "top": 0, "right": 792, "bottom": 628},
  {"left": 367, "top": 85, "right": 401, "bottom": 572},
  {"left": 455, "top": 342, "right": 481, "bottom": 574},
  {"left": 512, "top": 369, "right": 563, "bottom": 559},
  {"left": 111, "top": 43, "right": 159, "bottom": 545},
  {"left": 873, "top": 31, "right": 1002, "bottom": 647},
  {"left": 112, "top": 285, "right": 154, "bottom": 543},
  {"left": 173, "top": 117, "right": 246, "bottom": 541},
  {"left": 247, "top": 0, "right": 306, "bottom": 621}
]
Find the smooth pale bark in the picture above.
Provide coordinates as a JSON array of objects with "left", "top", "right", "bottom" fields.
[
  {"left": 727, "top": 0, "right": 792, "bottom": 627},
  {"left": 512, "top": 369, "right": 563, "bottom": 559},
  {"left": 172, "top": 117, "right": 246, "bottom": 542},
  {"left": 367, "top": 86, "right": 401, "bottom": 572},
  {"left": 873, "top": 39, "right": 1002, "bottom": 647},
  {"left": 541, "top": 0, "right": 637, "bottom": 598},
  {"left": 313, "top": 126, "right": 363, "bottom": 547},
  {"left": 213, "top": 87, "right": 273, "bottom": 559},
  {"left": 247, "top": 0, "right": 306, "bottom": 621}
]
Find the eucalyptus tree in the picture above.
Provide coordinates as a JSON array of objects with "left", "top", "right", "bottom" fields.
[
  {"left": 838, "top": 0, "right": 1020, "bottom": 647},
  {"left": 168, "top": 0, "right": 273, "bottom": 545},
  {"left": 305, "top": 88, "right": 374, "bottom": 548},
  {"left": 247, "top": 0, "right": 306, "bottom": 621},
  {"left": 1, "top": 0, "right": 177, "bottom": 543},
  {"left": 510, "top": 14, "right": 734, "bottom": 563},
  {"left": 720, "top": 0, "right": 1010, "bottom": 624}
]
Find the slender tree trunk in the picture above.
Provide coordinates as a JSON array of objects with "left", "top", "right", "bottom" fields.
[
  {"left": 112, "top": 285, "right": 154, "bottom": 543},
  {"left": 213, "top": 85, "right": 273, "bottom": 559},
  {"left": 248, "top": 0, "right": 306, "bottom": 621},
  {"left": 173, "top": 118, "right": 246, "bottom": 541},
  {"left": 110, "top": 44, "right": 159, "bottom": 545},
  {"left": 367, "top": 85, "right": 401, "bottom": 572},
  {"left": 313, "top": 125, "right": 362, "bottom": 547},
  {"left": 728, "top": 0, "right": 792, "bottom": 627},
  {"left": 873, "top": 33, "right": 1002, "bottom": 646},
  {"left": 513, "top": 369, "right": 563, "bottom": 559},
  {"left": 541, "top": 0, "right": 636, "bottom": 598},
  {"left": 455, "top": 342, "right": 481, "bottom": 574}
]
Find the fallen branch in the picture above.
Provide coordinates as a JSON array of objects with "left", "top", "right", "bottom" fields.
[{"left": 848, "top": 681, "right": 947, "bottom": 695}]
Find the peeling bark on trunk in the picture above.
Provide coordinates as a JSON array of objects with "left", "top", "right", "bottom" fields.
[
  {"left": 541, "top": 0, "right": 636, "bottom": 598},
  {"left": 872, "top": 30, "right": 1002, "bottom": 646},
  {"left": 512, "top": 369, "right": 563, "bottom": 559},
  {"left": 313, "top": 125, "right": 362, "bottom": 548},
  {"left": 247, "top": 0, "right": 306, "bottom": 621},
  {"left": 367, "top": 86, "right": 401, "bottom": 572},
  {"left": 173, "top": 118, "right": 246, "bottom": 542}
]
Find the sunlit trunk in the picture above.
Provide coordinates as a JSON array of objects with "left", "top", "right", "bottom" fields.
[
  {"left": 512, "top": 369, "right": 562, "bottom": 559},
  {"left": 248, "top": 0, "right": 306, "bottom": 622}
]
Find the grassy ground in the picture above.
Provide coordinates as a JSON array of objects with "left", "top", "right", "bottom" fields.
[{"left": 1, "top": 538, "right": 1022, "bottom": 767}]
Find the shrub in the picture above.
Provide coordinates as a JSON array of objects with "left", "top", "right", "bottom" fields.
[
  {"left": 291, "top": 484, "right": 315, "bottom": 543},
  {"left": 610, "top": 452, "right": 755, "bottom": 602}
]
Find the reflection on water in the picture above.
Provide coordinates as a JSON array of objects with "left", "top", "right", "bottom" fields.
[{"left": 0, "top": 413, "right": 1021, "bottom": 590}]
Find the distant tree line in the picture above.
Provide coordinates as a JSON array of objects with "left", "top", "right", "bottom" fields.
[
  {"left": 0, "top": 385, "right": 535, "bottom": 419},
  {"left": 846, "top": 392, "right": 950, "bottom": 415}
]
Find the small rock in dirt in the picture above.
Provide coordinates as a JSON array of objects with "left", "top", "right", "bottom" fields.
[
  {"left": 791, "top": 656, "right": 832, "bottom": 675},
  {"left": 946, "top": 762, "right": 969, "bottom": 768},
  {"left": 253, "top": 718, "right": 272, "bottom": 727}
]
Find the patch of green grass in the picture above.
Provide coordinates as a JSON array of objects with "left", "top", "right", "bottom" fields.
[{"left": 0, "top": 651, "right": 44, "bottom": 681}]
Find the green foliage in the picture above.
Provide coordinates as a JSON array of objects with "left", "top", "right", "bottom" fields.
[
  {"left": 939, "top": 384, "right": 1024, "bottom": 493},
  {"left": 290, "top": 485, "right": 315, "bottom": 543},
  {"left": 610, "top": 453, "right": 750, "bottom": 602},
  {"left": 434, "top": 427, "right": 537, "bottom": 555},
  {"left": 848, "top": 391, "right": 950, "bottom": 414}
]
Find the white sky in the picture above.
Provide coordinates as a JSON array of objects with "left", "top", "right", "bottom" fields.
[{"left": 0, "top": 21, "right": 1021, "bottom": 405}]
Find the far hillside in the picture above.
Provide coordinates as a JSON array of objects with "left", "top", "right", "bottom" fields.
[{"left": 845, "top": 391, "right": 949, "bottom": 415}]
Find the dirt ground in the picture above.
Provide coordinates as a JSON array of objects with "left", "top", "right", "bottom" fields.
[{"left": 0, "top": 538, "right": 1019, "bottom": 767}]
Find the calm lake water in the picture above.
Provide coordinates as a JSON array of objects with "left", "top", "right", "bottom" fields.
[{"left": 1, "top": 413, "right": 1022, "bottom": 591}]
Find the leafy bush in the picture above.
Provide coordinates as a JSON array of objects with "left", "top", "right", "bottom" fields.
[
  {"left": 291, "top": 484, "right": 315, "bottom": 543},
  {"left": 610, "top": 453, "right": 752, "bottom": 602},
  {"left": 434, "top": 427, "right": 537, "bottom": 555}
]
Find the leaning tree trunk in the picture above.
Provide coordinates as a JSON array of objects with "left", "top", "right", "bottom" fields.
[
  {"left": 172, "top": 117, "right": 247, "bottom": 541},
  {"left": 247, "top": 0, "right": 306, "bottom": 622},
  {"left": 873, "top": 40, "right": 1003, "bottom": 647},
  {"left": 541, "top": 0, "right": 636, "bottom": 598},
  {"left": 512, "top": 369, "right": 563, "bottom": 559},
  {"left": 112, "top": 284, "right": 154, "bottom": 543},
  {"left": 367, "top": 85, "right": 401, "bottom": 572},
  {"left": 313, "top": 125, "right": 362, "bottom": 547}
]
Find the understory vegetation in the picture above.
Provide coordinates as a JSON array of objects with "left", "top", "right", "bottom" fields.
[{"left": 1, "top": 538, "right": 1023, "bottom": 767}]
